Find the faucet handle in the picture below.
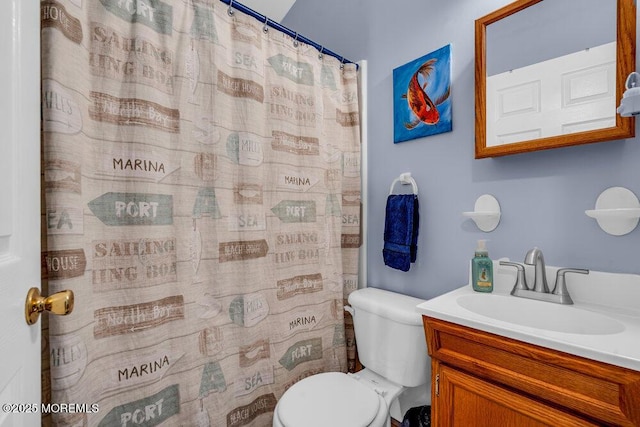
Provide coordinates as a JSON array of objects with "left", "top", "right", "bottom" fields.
[
  {"left": 500, "top": 261, "right": 529, "bottom": 293},
  {"left": 551, "top": 268, "right": 589, "bottom": 305}
]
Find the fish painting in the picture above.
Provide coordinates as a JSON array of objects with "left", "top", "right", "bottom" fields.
[
  {"left": 402, "top": 59, "right": 451, "bottom": 129},
  {"left": 393, "top": 44, "right": 452, "bottom": 143}
]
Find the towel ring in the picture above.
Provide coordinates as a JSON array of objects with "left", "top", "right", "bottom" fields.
[{"left": 389, "top": 173, "right": 418, "bottom": 195}]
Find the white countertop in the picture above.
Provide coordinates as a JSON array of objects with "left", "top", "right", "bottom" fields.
[{"left": 415, "top": 260, "right": 640, "bottom": 372}]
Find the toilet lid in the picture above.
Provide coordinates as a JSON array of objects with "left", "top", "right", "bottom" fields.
[{"left": 278, "top": 372, "right": 381, "bottom": 427}]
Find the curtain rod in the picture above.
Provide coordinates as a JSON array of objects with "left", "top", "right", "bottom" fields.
[{"left": 220, "top": 0, "right": 358, "bottom": 69}]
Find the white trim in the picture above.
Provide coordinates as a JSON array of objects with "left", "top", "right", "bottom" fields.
[{"left": 358, "top": 60, "right": 368, "bottom": 289}]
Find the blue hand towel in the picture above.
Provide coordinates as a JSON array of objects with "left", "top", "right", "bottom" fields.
[{"left": 383, "top": 194, "right": 419, "bottom": 271}]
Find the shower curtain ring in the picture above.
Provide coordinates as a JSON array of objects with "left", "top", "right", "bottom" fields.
[
  {"left": 227, "top": 0, "right": 234, "bottom": 16},
  {"left": 263, "top": 16, "right": 269, "bottom": 33},
  {"left": 293, "top": 32, "right": 299, "bottom": 47},
  {"left": 340, "top": 58, "right": 345, "bottom": 70},
  {"left": 318, "top": 46, "right": 324, "bottom": 60}
]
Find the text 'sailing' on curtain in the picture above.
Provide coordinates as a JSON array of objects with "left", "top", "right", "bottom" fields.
[{"left": 41, "top": 0, "right": 361, "bottom": 425}]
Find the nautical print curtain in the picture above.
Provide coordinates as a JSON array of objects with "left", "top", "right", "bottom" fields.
[{"left": 40, "top": 0, "right": 361, "bottom": 425}]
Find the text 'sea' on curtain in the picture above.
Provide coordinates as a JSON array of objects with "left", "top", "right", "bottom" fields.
[{"left": 41, "top": 0, "right": 361, "bottom": 425}]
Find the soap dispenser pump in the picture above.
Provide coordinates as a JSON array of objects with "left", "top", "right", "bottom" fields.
[{"left": 472, "top": 239, "right": 493, "bottom": 293}]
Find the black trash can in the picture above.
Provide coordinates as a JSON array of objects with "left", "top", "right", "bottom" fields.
[{"left": 401, "top": 405, "right": 431, "bottom": 427}]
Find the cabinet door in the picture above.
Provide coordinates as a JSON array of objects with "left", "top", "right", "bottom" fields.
[{"left": 434, "top": 364, "right": 598, "bottom": 427}]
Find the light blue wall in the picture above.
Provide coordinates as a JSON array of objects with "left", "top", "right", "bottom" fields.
[
  {"left": 486, "top": 0, "right": 614, "bottom": 76},
  {"left": 283, "top": 0, "right": 640, "bottom": 300}
]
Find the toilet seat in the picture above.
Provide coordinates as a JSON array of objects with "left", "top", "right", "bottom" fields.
[{"left": 276, "top": 372, "right": 383, "bottom": 427}]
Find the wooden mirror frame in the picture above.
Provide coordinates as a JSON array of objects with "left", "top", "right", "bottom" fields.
[{"left": 475, "top": 0, "right": 636, "bottom": 158}]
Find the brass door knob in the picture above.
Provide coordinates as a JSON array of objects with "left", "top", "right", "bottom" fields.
[{"left": 25, "top": 287, "right": 74, "bottom": 325}]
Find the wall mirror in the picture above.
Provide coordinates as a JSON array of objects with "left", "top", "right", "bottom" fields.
[{"left": 475, "top": 0, "right": 636, "bottom": 158}]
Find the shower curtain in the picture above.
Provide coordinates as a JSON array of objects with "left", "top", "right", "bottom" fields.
[{"left": 41, "top": 0, "right": 361, "bottom": 425}]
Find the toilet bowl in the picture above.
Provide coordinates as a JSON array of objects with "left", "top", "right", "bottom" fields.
[{"left": 273, "top": 288, "right": 431, "bottom": 427}]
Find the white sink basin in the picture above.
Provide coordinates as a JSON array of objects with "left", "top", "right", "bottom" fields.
[
  {"left": 456, "top": 293, "right": 625, "bottom": 335},
  {"left": 415, "top": 263, "right": 640, "bottom": 371}
]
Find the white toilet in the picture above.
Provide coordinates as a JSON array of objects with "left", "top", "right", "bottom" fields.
[{"left": 273, "top": 287, "right": 431, "bottom": 427}]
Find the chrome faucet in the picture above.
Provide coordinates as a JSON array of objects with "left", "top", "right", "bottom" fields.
[
  {"left": 500, "top": 247, "right": 589, "bottom": 305},
  {"left": 524, "top": 247, "right": 549, "bottom": 293}
]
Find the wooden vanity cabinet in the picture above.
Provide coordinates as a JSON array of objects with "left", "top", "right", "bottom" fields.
[{"left": 423, "top": 317, "right": 640, "bottom": 426}]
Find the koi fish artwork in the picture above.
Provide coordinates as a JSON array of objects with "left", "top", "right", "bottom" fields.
[
  {"left": 393, "top": 44, "right": 452, "bottom": 143},
  {"left": 402, "top": 59, "right": 451, "bottom": 130}
]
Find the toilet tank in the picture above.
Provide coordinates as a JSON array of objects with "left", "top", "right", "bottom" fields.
[{"left": 348, "top": 287, "right": 429, "bottom": 387}]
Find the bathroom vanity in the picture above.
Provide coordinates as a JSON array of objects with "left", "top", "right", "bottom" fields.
[
  {"left": 417, "top": 262, "right": 640, "bottom": 426},
  {"left": 423, "top": 317, "right": 640, "bottom": 426}
]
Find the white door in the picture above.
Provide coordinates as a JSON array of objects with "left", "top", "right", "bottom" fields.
[
  {"left": 0, "top": 1, "right": 42, "bottom": 426},
  {"left": 486, "top": 42, "right": 616, "bottom": 146}
]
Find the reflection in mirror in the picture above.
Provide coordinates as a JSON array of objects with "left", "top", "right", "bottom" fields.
[
  {"left": 475, "top": 0, "right": 636, "bottom": 158},
  {"left": 487, "top": 0, "right": 615, "bottom": 77}
]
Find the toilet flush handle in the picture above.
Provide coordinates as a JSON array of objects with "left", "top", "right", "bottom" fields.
[
  {"left": 374, "top": 388, "right": 387, "bottom": 397},
  {"left": 343, "top": 305, "right": 354, "bottom": 316}
]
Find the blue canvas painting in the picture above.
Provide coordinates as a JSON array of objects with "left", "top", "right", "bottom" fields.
[{"left": 393, "top": 44, "right": 452, "bottom": 143}]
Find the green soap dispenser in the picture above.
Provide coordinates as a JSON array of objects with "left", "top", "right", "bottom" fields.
[{"left": 472, "top": 239, "right": 493, "bottom": 292}]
